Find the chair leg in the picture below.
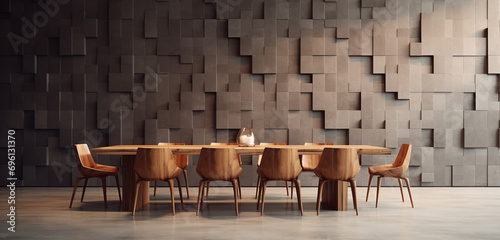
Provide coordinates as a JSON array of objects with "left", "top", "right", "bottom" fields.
[
  {"left": 255, "top": 175, "right": 261, "bottom": 199},
  {"left": 183, "top": 169, "right": 189, "bottom": 199},
  {"left": 168, "top": 179, "right": 176, "bottom": 215},
  {"left": 114, "top": 175, "right": 122, "bottom": 205},
  {"left": 231, "top": 179, "right": 239, "bottom": 216},
  {"left": 403, "top": 177, "right": 414, "bottom": 208},
  {"left": 201, "top": 181, "right": 207, "bottom": 207},
  {"left": 69, "top": 178, "right": 83, "bottom": 208},
  {"left": 376, "top": 176, "right": 382, "bottom": 208},
  {"left": 290, "top": 181, "right": 294, "bottom": 199},
  {"left": 101, "top": 177, "right": 108, "bottom": 208},
  {"left": 294, "top": 180, "right": 303, "bottom": 216},
  {"left": 176, "top": 177, "right": 184, "bottom": 210},
  {"left": 260, "top": 180, "right": 268, "bottom": 216},
  {"left": 196, "top": 180, "right": 205, "bottom": 216},
  {"left": 397, "top": 178, "right": 405, "bottom": 202},
  {"left": 316, "top": 179, "right": 326, "bottom": 215},
  {"left": 350, "top": 180, "right": 358, "bottom": 216},
  {"left": 153, "top": 180, "right": 158, "bottom": 196},
  {"left": 366, "top": 174, "right": 373, "bottom": 202},
  {"left": 80, "top": 178, "right": 89, "bottom": 202},
  {"left": 132, "top": 181, "right": 141, "bottom": 216},
  {"left": 257, "top": 177, "right": 263, "bottom": 209},
  {"left": 237, "top": 177, "right": 242, "bottom": 199},
  {"left": 205, "top": 182, "right": 210, "bottom": 197},
  {"left": 285, "top": 181, "right": 289, "bottom": 196}
]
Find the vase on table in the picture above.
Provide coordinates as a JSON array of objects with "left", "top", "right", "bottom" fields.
[{"left": 237, "top": 128, "right": 255, "bottom": 147}]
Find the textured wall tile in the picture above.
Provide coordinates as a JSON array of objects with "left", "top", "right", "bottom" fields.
[
  {"left": 488, "top": 165, "right": 500, "bottom": 186},
  {"left": 4, "top": 0, "right": 500, "bottom": 187},
  {"left": 108, "top": 73, "right": 133, "bottom": 92}
]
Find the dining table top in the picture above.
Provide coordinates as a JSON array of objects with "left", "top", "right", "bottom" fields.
[{"left": 92, "top": 144, "right": 391, "bottom": 156}]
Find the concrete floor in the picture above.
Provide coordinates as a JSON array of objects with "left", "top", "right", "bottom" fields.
[{"left": 1, "top": 186, "right": 499, "bottom": 239}]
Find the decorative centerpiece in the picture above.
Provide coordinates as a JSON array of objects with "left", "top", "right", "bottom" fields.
[{"left": 237, "top": 127, "right": 255, "bottom": 147}]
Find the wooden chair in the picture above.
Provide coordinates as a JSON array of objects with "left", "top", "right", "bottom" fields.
[
  {"left": 196, "top": 147, "right": 243, "bottom": 216},
  {"left": 257, "top": 147, "right": 303, "bottom": 216},
  {"left": 366, "top": 144, "right": 414, "bottom": 208},
  {"left": 254, "top": 143, "right": 287, "bottom": 199},
  {"left": 133, "top": 148, "right": 184, "bottom": 216},
  {"left": 301, "top": 143, "right": 334, "bottom": 171},
  {"left": 292, "top": 143, "right": 335, "bottom": 199},
  {"left": 70, "top": 144, "right": 121, "bottom": 208},
  {"left": 205, "top": 142, "right": 241, "bottom": 198},
  {"left": 314, "top": 147, "right": 360, "bottom": 215},
  {"left": 154, "top": 143, "right": 190, "bottom": 199}
]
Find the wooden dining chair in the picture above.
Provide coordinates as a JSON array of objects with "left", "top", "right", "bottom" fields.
[
  {"left": 314, "top": 147, "right": 360, "bottom": 215},
  {"left": 290, "top": 142, "right": 335, "bottom": 199},
  {"left": 70, "top": 144, "right": 121, "bottom": 208},
  {"left": 196, "top": 147, "right": 243, "bottom": 216},
  {"left": 301, "top": 143, "right": 334, "bottom": 171},
  {"left": 205, "top": 142, "right": 241, "bottom": 198},
  {"left": 133, "top": 148, "right": 184, "bottom": 216},
  {"left": 366, "top": 144, "right": 414, "bottom": 208},
  {"left": 154, "top": 143, "right": 190, "bottom": 199},
  {"left": 257, "top": 147, "right": 303, "bottom": 216},
  {"left": 254, "top": 143, "right": 287, "bottom": 199}
]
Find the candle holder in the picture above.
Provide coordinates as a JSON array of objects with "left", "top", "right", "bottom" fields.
[{"left": 236, "top": 127, "right": 255, "bottom": 147}]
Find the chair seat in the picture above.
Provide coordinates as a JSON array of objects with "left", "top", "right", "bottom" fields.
[
  {"left": 368, "top": 164, "right": 404, "bottom": 178},
  {"left": 94, "top": 164, "right": 119, "bottom": 173},
  {"left": 368, "top": 164, "right": 393, "bottom": 175}
]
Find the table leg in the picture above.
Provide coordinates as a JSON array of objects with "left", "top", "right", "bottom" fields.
[
  {"left": 121, "top": 155, "right": 149, "bottom": 211},
  {"left": 321, "top": 180, "right": 348, "bottom": 210}
]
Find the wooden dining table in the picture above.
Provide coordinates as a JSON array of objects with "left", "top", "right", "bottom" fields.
[{"left": 92, "top": 144, "right": 391, "bottom": 211}]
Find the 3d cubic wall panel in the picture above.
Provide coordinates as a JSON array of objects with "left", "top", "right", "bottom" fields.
[{"left": 1, "top": 0, "right": 500, "bottom": 187}]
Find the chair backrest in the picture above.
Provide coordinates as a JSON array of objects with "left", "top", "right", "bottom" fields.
[
  {"left": 258, "top": 147, "right": 301, "bottom": 181},
  {"left": 74, "top": 144, "right": 97, "bottom": 172},
  {"left": 257, "top": 143, "right": 286, "bottom": 166},
  {"left": 196, "top": 147, "right": 243, "bottom": 181},
  {"left": 392, "top": 144, "right": 412, "bottom": 175},
  {"left": 134, "top": 148, "right": 182, "bottom": 181},
  {"left": 314, "top": 148, "right": 360, "bottom": 181},
  {"left": 301, "top": 143, "right": 334, "bottom": 170},
  {"left": 158, "top": 142, "right": 188, "bottom": 169}
]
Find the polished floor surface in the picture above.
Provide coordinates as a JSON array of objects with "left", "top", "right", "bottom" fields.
[{"left": 1, "top": 186, "right": 499, "bottom": 239}]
